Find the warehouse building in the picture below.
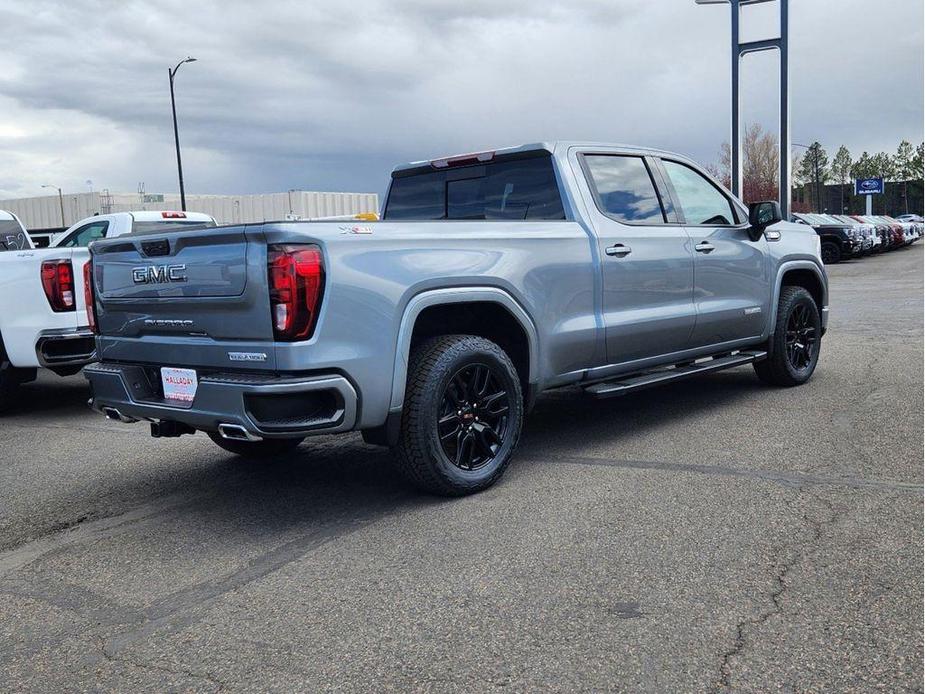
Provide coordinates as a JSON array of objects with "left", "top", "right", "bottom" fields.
[{"left": 0, "top": 189, "right": 380, "bottom": 242}]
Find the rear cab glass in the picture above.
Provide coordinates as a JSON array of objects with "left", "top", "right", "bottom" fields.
[
  {"left": 131, "top": 220, "right": 217, "bottom": 235},
  {"left": 0, "top": 220, "right": 30, "bottom": 250},
  {"left": 384, "top": 153, "right": 565, "bottom": 221}
]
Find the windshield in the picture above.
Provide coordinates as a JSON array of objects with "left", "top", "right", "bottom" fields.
[{"left": 0, "top": 220, "right": 29, "bottom": 250}]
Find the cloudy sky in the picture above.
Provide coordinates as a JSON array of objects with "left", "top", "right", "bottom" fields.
[{"left": 0, "top": 0, "right": 921, "bottom": 200}]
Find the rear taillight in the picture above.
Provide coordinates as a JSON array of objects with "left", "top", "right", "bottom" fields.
[
  {"left": 267, "top": 244, "right": 324, "bottom": 341},
  {"left": 83, "top": 261, "right": 97, "bottom": 333},
  {"left": 41, "top": 259, "right": 75, "bottom": 312}
]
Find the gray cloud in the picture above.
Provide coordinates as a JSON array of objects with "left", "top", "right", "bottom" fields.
[{"left": 0, "top": 0, "right": 921, "bottom": 200}]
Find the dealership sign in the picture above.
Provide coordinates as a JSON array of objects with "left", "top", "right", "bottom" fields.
[{"left": 855, "top": 177, "right": 884, "bottom": 195}]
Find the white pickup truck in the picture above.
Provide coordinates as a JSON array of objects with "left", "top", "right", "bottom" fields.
[{"left": 0, "top": 210, "right": 215, "bottom": 408}]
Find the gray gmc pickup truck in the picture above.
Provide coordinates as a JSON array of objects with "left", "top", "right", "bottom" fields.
[{"left": 84, "top": 142, "right": 828, "bottom": 495}]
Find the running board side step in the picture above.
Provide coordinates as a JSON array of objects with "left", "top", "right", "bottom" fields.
[{"left": 584, "top": 350, "right": 768, "bottom": 399}]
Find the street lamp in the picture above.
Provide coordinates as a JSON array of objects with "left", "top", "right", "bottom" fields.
[
  {"left": 42, "top": 185, "right": 66, "bottom": 227},
  {"left": 169, "top": 56, "right": 197, "bottom": 211},
  {"left": 696, "top": 0, "right": 790, "bottom": 217}
]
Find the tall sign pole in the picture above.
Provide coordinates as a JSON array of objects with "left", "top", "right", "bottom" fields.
[{"left": 697, "top": 0, "right": 790, "bottom": 217}]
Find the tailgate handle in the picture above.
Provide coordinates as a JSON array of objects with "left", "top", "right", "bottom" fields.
[{"left": 141, "top": 239, "right": 171, "bottom": 257}]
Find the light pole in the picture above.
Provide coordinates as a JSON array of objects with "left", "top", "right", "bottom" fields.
[
  {"left": 169, "top": 56, "right": 197, "bottom": 211},
  {"left": 696, "top": 0, "right": 789, "bottom": 217},
  {"left": 42, "top": 185, "right": 66, "bottom": 227}
]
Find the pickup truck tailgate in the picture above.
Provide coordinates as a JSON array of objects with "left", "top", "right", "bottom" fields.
[{"left": 93, "top": 226, "right": 277, "bottom": 371}]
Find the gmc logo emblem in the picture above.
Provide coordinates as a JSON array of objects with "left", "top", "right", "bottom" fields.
[{"left": 132, "top": 264, "right": 187, "bottom": 284}]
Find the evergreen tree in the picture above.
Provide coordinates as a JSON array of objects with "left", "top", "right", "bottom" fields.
[
  {"left": 798, "top": 142, "right": 829, "bottom": 211},
  {"left": 892, "top": 141, "right": 919, "bottom": 214},
  {"left": 830, "top": 146, "right": 853, "bottom": 214}
]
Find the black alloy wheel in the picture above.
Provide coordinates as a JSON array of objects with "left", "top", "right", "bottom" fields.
[
  {"left": 437, "top": 363, "right": 511, "bottom": 471},
  {"left": 784, "top": 302, "right": 817, "bottom": 372}
]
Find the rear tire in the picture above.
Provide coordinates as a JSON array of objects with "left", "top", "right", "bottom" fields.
[
  {"left": 754, "top": 286, "right": 821, "bottom": 387},
  {"left": 208, "top": 433, "right": 304, "bottom": 458},
  {"left": 0, "top": 336, "right": 35, "bottom": 414},
  {"left": 820, "top": 241, "right": 841, "bottom": 264},
  {"left": 392, "top": 335, "right": 523, "bottom": 496}
]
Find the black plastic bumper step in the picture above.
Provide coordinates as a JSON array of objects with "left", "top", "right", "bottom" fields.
[{"left": 584, "top": 350, "right": 767, "bottom": 399}]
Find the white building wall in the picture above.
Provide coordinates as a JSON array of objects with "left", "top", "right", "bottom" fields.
[{"left": 0, "top": 190, "right": 380, "bottom": 229}]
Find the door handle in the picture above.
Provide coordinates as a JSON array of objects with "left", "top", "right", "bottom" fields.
[
  {"left": 695, "top": 241, "right": 715, "bottom": 254},
  {"left": 605, "top": 243, "right": 632, "bottom": 257}
]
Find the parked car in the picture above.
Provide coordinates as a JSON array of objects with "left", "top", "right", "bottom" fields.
[
  {"left": 878, "top": 215, "right": 919, "bottom": 245},
  {"left": 50, "top": 210, "right": 216, "bottom": 247},
  {"left": 792, "top": 212, "right": 861, "bottom": 263},
  {"left": 0, "top": 210, "right": 215, "bottom": 409},
  {"left": 0, "top": 210, "right": 31, "bottom": 251},
  {"left": 894, "top": 214, "right": 923, "bottom": 224},
  {"left": 853, "top": 215, "right": 903, "bottom": 249},
  {"left": 83, "top": 142, "right": 828, "bottom": 496},
  {"left": 828, "top": 215, "right": 880, "bottom": 253}
]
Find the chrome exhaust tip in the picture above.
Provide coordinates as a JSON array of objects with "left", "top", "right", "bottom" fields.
[
  {"left": 102, "top": 407, "right": 138, "bottom": 424},
  {"left": 217, "top": 423, "right": 261, "bottom": 442}
]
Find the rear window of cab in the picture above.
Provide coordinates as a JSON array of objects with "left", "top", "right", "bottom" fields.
[{"left": 384, "top": 154, "right": 565, "bottom": 221}]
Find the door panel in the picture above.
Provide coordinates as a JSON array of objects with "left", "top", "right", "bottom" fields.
[
  {"left": 688, "top": 227, "right": 770, "bottom": 344},
  {"left": 599, "top": 226, "right": 696, "bottom": 363},
  {"left": 579, "top": 153, "right": 696, "bottom": 365},
  {"left": 658, "top": 159, "right": 771, "bottom": 346}
]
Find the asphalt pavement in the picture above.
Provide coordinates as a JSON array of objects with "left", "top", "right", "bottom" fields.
[{"left": 1, "top": 244, "right": 922, "bottom": 692}]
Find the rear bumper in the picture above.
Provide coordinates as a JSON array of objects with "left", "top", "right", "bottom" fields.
[
  {"left": 85, "top": 363, "right": 358, "bottom": 439},
  {"left": 35, "top": 328, "right": 96, "bottom": 373}
]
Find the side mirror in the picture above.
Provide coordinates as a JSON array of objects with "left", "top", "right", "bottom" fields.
[{"left": 748, "top": 200, "right": 782, "bottom": 241}]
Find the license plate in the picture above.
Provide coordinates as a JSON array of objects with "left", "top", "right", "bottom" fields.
[{"left": 161, "top": 367, "right": 198, "bottom": 403}]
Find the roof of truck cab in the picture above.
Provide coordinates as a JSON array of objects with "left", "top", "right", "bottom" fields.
[
  {"left": 391, "top": 141, "right": 683, "bottom": 174},
  {"left": 0, "top": 210, "right": 16, "bottom": 221}
]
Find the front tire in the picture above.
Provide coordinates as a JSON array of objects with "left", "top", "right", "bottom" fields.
[
  {"left": 754, "top": 286, "right": 821, "bottom": 387},
  {"left": 393, "top": 335, "right": 524, "bottom": 496},
  {"left": 820, "top": 241, "right": 841, "bottom": 264},
  {"left": 208, "top": 433, "right": 304, "bottom": 458}
]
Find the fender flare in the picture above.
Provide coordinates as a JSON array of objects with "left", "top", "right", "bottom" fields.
[
  {"left": 388, "top": 287, "right": 540, "bottom": 411},
  {"left": 770, "top": 260, "right": 828, "bottom": 330}
]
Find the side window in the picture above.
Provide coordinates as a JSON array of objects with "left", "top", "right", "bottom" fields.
[
  {"left": 59, "top": 221, "right": 109, "bottom": 247},
  {"left": 662, "top": 161, "right": 737, "bottom": 225},
  {"left": 583, "top": 155, "right": 666, "bottom": 224}
]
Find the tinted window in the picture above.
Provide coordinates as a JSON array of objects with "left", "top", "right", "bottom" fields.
[
  {"left": 0, "top": 220, "right": 29, "bottom": 250},
  {"left": 384, "top": 175, "right": 445, "bottom": 220},
  {"left": 583, "top": 155, "right": 665, "bottom": 223},
  {"left": 384, "top": 155, "right": 565, "bottom": 221},
  {"left": 663, "top": 160, "right": 736, "bottom": 225},
  {"left": 58, "top": 221, "right": 109, "bottom": 247}
]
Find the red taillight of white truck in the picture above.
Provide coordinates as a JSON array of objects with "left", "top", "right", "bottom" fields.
[
  {"left": 40, "top": 259, "right": 76, "bottom": 312},
  {"left": 267, "top": 244, "right": 324, "bottom": 341},
  {"left": 83, "top": 261, "right": 97, "bottom": 333}
]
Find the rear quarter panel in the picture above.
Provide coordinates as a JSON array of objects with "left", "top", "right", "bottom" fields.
[
  {"left": 257, "top": 220, "right": 597, "bottom": 427},
  {"left": 0, "top": 248, "right": 89, "bottom": 367}
]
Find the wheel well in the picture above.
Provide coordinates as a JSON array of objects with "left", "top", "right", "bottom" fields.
[
  {"left": 819, "top": 235, "right": 842, "bottom": 248},
  {"left": 409, "top": 302, "right": 531, "bottom": 391},
  {"left": 781, "top": 269, "right": 824, "bottom": 308}
]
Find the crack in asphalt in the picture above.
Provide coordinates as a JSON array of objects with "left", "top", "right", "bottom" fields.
[
  {"left": 97, "top": 634, "right": 231, "bottom": 691},
  {"left": 715, "top": 488, "right": 840, "bottom": 692}
]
